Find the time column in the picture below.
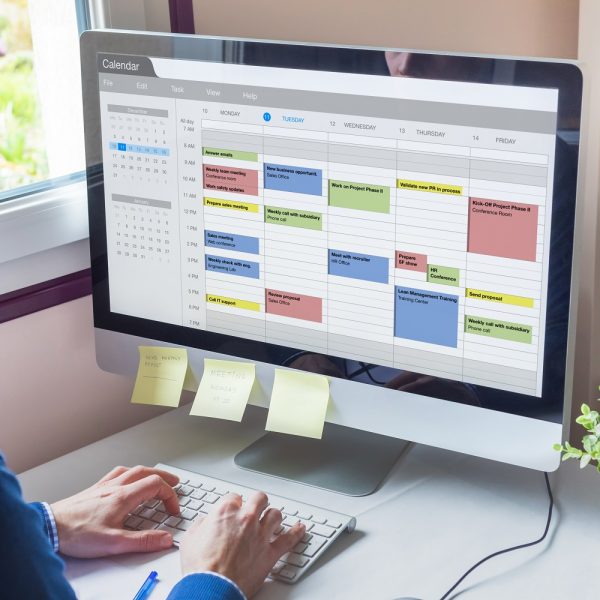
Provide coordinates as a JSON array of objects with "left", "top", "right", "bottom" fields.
[{"left": 177, "top": 99, "right": 208, "bottom": 330}]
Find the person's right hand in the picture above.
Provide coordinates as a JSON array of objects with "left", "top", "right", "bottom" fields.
[{"left": 179, "top": 491, "right": 306, "bottom": 598}]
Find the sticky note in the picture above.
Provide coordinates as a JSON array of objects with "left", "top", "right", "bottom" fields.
[
  {"left": 189, "top": 359, "right": 255, "bottom": 421},
  {"left": 131, "top": 346, "right": 188, "bottom": 407},
  {"left": 265, "top": 369, "right": 329, "bottom": 439}
]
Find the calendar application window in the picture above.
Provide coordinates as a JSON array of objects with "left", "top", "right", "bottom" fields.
[{"left": 98, "top": 54, "right": 559, "bottom": 397}]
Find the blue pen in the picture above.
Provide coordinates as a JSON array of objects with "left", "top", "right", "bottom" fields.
[{"left": 133, "top": 570, "right": 158, "bottom": 600}]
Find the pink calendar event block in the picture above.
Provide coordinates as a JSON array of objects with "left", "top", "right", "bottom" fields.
[
  {"left": 203, "top": 165, "right": 259, "bottom": 195},
  {"left": 468, "top": 197, "right": 538, "bottom": 262},
  {"left": 395, "top": 250, "right": 427, "bottom": 272},
  {"left": 265, "top": 289, "right": 322, "bottom": 323}
]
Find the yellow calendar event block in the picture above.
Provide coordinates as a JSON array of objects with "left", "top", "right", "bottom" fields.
[
  {"left": 206, "top": 294, "right": 261, "bottom": 312},
  {"left": 204, "top": 197, "right": 259, "bottom": 213},
  {"left": 397, "top": 179, "right": 463, "bottom": 196},
  {"left": 466, "top": 288, "right": 534, "bottom": 308}
]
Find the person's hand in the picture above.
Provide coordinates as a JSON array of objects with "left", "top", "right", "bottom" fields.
[
  {"left": 180, "top": 491, "right": 306, "bottom": 598},
  {"left": 51, "top": 465, "right": 180, "bottom": 558},
  {"left": 385, "top": 371, "right": 480, "bottom": 406}
]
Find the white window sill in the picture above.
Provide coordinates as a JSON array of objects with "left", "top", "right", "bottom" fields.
[{"left": 0, "top": 181, "right": 90, "bottom": 295}]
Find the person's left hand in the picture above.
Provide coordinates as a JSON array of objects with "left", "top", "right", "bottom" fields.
[{"left": 51, "top": 465, "right": 180, "bottom": 558}]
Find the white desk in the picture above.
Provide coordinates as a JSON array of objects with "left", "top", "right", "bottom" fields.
[{"left": 19, "top": 405, "right": 599, "bottom": 600}]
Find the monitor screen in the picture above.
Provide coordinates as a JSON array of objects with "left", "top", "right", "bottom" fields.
[{"left": 82, "top": 32, "right": 581, "bottom": 429}]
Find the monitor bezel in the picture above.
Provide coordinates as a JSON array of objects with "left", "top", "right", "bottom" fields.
[{"left": 81, "top": 29, "right": 582, "bottom": 471}]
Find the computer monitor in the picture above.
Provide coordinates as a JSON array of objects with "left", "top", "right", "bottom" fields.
[{"left": 81, "top": 30, "right": 582, "bottom": 493}]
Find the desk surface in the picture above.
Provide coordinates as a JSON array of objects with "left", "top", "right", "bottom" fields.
[{"left": 20, "top": 405, "right": 599, "bottom": 600}]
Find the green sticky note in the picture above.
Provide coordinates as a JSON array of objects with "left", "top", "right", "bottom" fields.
[
  {"left": 190, "top": 359, "right": 256, "bottom": 421},
  {"left": 131, "top": 346, "right": 188, "bottom": 407},
  {"left": 265, "top": 369, "right": 329, "bottom": 439}
]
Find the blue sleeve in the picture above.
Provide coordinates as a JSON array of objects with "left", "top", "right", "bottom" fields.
[
  {"left": 167, "top": 573, "right": 246, "bottom": 600},
  {"left": 0, "top": 455, "right": 77, "bottom": 600}
]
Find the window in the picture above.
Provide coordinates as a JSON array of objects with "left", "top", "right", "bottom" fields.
[{"left": 0, "top": 0, "right": 85, "bottom": 197}]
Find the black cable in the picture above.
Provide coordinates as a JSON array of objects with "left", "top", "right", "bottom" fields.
[
  {"left": 346, "top": 362, "right": 387, "bottom": 385},
  {"left": 360, "top": 363, "right": 387, "bottom": 386},
  {"left": 438, "top": 472, "right": 554, "bottom": 600}
]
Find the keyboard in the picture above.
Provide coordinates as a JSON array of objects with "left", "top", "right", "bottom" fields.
[{"left": 123, "top": 463, "right": 357, "bottom": 584}]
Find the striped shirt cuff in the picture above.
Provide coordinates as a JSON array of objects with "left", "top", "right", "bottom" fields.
[{"left": 40, "top": 501, "right": 60, "bottom": 552}]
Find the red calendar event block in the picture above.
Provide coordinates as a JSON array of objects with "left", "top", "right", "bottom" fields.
[
  {"left": 265, "top": 289, "right": 322, "bottom": 323},
  {"left": 468, "top": 197, "right": 538, "bottom": 262},
  {"left": 203, "top": 165, "right": 259, "bottom": 195}
]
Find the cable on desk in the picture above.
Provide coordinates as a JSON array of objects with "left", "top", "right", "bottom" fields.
[{"left": 438, "top": 471, "right": 554, "bottom": 600}]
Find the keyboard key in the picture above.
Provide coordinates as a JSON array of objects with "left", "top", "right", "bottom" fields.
[
  {"left": 165, "top": 516, "right": 182, "bottom": 528},
  {"left": 176, "top": 519, "right": 193, "bottom": 531},
  {"left": 279, "top": 566, "right": 299, "bottom": 580},
  {"left": 179, "top": 479, "right": 190, "bottom": 485},
  {"left": 191, "top": 490, "right": 206, "bottom": 501},
  {"left": 297, "top": 511, "right": 312, "bottom": 520},
  {"left": 270, "top": 561, "right": 284, "bottom": 575},
  {"left": 137, "top": 519, "right": 157, "bottom": 530},
  {"left": 283, "top": 553, "right": 309, "bottom": 568},
  {"left": 180, "top": 508, "right": 197, "bottom": 520},
  {"left": 311, "top": 524, "right": 336, "bottom": 538},
  {"left": 303, "top": 536, "right": 326, "bottom": 557},
  {"left": 124, "top": 516, "right": 142, "bottom": 529},
  {"left": 213, "top": 485, "right": 229, "bottom": 495},
  {"left": 201, "top": 483, "right": 216, "bottom": 492},
  {"left": 143, "top": 499, "right": 160, "bottom": 509},
  {"left": 301, "top": 532, "right": 312, "bottom": 543},
  {"left": 269, "top": 503, "right": 284, "bottom": 512},
  {"left": 326, "top": 519, "right": 343, "bottom": 529},
  {"left": 282, "top": 516, "right": 298, "bottom": 528},
  {"left": 203, "top": 492, "right": 219, "bottom": 504},
  {"left": 178, "top": 497, "right": 190, "bottom": 507},
  {"left": 139, "top": 508, "right": 155, "bottom": 520},
  {"left": 179, "top": 485, "right": 193, "bottom": 496},
  {"left": 282, "top": 506, "right": 298, "bottom": 516},
  {"left": 293, "top": 542, "right": 308, "bottom": 554},
  {"left": 311, "top": 515, "right": 327, "bottom": 524},
  {"left": 187, "top": 499, "right": 202, "bottom": 511},
  {"left": 151, "top": 512, "right": 167, "bottom": 523}
]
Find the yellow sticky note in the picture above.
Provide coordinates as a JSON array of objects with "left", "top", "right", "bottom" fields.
[
  {"left": 265, "top": 369, "right": 329, "bottom": 439},
  {"left": 189, "top": 359, "right": 255, "bottom": 421},
  {"left": 131, "top": 346, "right": 188, "bottom": 407}
]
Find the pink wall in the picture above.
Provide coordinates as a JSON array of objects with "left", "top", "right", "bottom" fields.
[
  {"left": 0, "top": 296, "right": 168, "bottom": 473},
  {"left": 193, "top": 0, "right": 579, "bottom": 58}
]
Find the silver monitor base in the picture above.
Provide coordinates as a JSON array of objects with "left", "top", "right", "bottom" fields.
[{"left": 234, "top": 423, "right": 411, "bottom": 496}]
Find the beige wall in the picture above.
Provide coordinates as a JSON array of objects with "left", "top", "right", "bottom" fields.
[
  {"left": 0, "top": 296, "right": 168, "bottom": 473},
  {"left": 572, "top": 0, "right": 600, "bottom": 430},
  {"left": 194, "top": 0, "right": 579, "bottom": 58}
]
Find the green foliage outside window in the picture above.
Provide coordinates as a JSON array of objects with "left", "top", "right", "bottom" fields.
[{"left": 0, "top": 0, "right": 49, "bottom": 193}]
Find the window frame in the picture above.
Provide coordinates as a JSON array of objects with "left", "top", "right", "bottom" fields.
[{"left": 0, "top": 0, "right": 92, "bottom": 311}]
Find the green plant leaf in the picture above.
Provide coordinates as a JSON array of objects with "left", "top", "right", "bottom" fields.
[
  {"left": 552, "top": 443, "right": 564, "bottom": 452},
  {"left": 582, "top": 403, "right": 590, "bottom": 415},
  {"left": 580, "top": 454, "right": 592, "bottom": 469}
]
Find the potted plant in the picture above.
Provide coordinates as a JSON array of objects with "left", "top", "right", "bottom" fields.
[{"left": 554, "top": 394, "right": 600, "bottom": 471}]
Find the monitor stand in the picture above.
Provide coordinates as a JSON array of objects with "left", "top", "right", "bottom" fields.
[{"left": 234, "top": 422, "right": 411, "bottom": 496}]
